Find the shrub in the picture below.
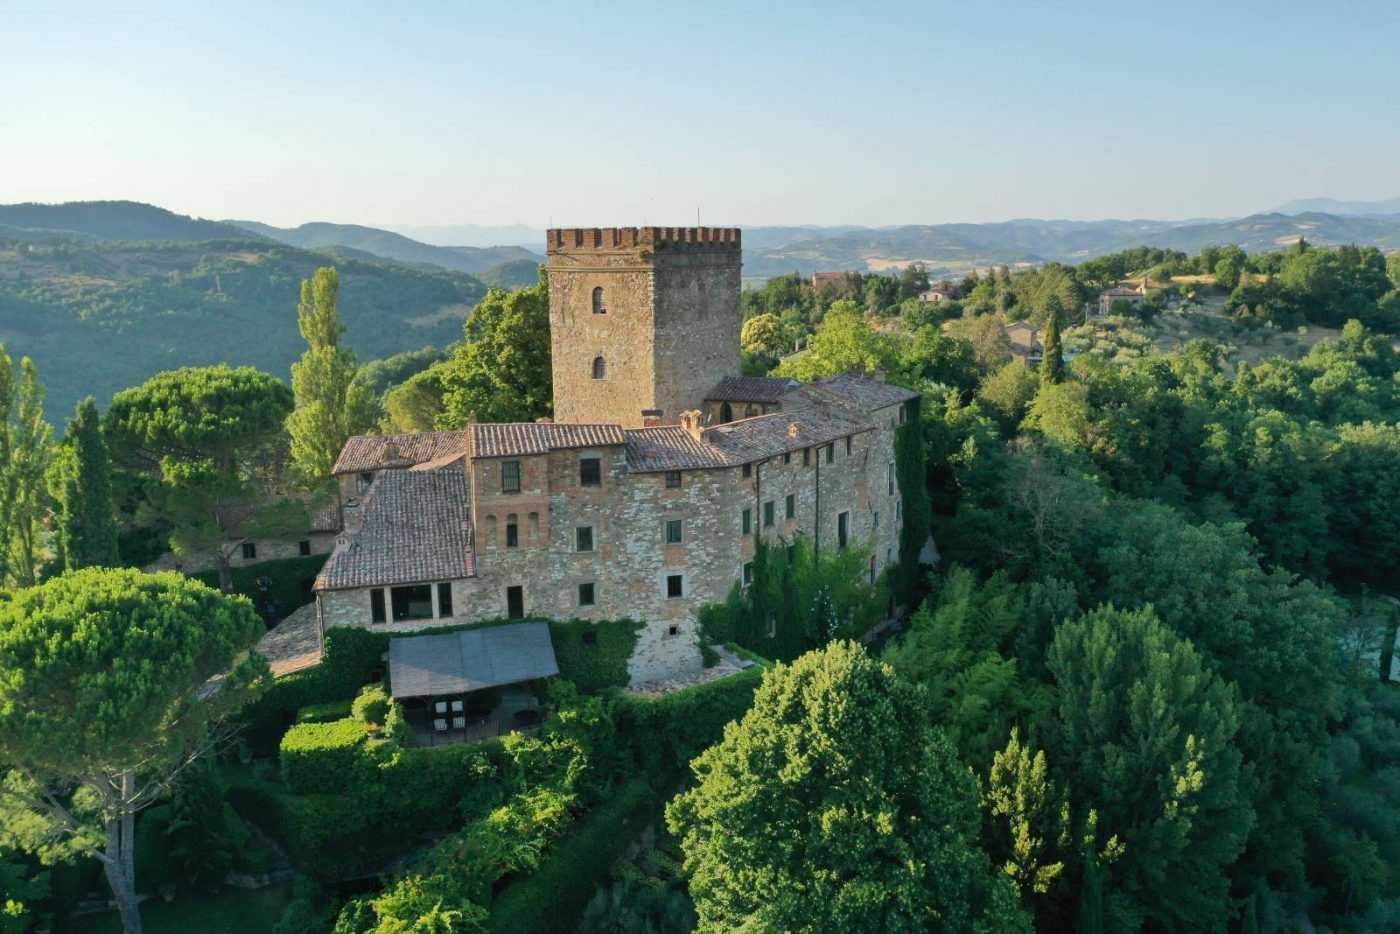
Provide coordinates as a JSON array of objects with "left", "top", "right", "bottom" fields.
[
  {"left": 280, "top": 719, "right": 368, "bottom": 794},
  {"left": 194, "top": 554, "right": 328, "bottom": 620},
  {"left": 486, "top": 778, "right": 658, "bottom": 934},
  {"left": 351, "top": 684, "right": 390, "bottom": 728},
  {"left": 296, "top": 700, "right": 353, "bottom": 724}
]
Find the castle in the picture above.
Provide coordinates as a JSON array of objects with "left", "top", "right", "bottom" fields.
[{"left": 313, "top": 227, "right": 918, "bottom": 683}]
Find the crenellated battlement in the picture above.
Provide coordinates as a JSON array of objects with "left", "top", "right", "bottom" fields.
[{"left": 546, "top": 226, "right": 741, "bottom": 254}]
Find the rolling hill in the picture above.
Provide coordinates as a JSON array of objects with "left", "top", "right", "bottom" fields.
[
  {"left": 0, "top": 200, "right": 253, "bottom": 243},
  {"left": 0, "top": 234, "right": 487, "bottom": 419},
  {"left": 226, "top": 219, "right": 542, "bottom": 275}
]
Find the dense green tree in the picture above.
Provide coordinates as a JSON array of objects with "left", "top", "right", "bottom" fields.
[
  {"left": 666, "top": 641, "right": 1029, "bottom": 933},
  {"left": 286, "top": 267, "right": 378, "bottom": 487},
  {"left": 774, "top": 301, "right": 902, "bottom": 382},
  {"left": 1047, "top": 605, "right": 1252, "bottom": 932},
  {"left": 349, "top": 345, "right": 447, "bottom": 401},
  {"left": 1038, "top": 299, "right": 1064, "bottom": 385},
  {"left": 983, "top": 728, "right": 1067, "bottom": 905},
  {"left": 1, "top": 355, "right": 52, "bottom": 587},
  {"left": 105, "top": 365, "right": 303, "bottom": 591},
  {"left": 740, "top": 312, "right": 782, "bottom": 355},
  {"left": 884, "top": 567, "right": 1034, "bottom": 767},
  {"left": 53, "top": 396, "right": 120, "bottom": 571},
  {"left": 382, "top": 365, "right": 449, "bottom": 432},
  {"left": 437, "top": 271, "right": 553, "bottom": 427},
  {"left": 976, "top": 361, "right": 1039, "bottom": 434},
  {"left": 0, "top": 568, "right": 266, "bottom": 934}
]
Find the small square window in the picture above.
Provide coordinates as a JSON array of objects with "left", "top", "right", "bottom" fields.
[
  {"left": 783, "top": 451, "right": 792, "bottom": 465},
  {"left": 668, "top": 624, "right": 680, "bottom": 636},
  {"left": 825, "top": 443, "right": 834, "bottom": 464},
  {"left": 666, "top": 574, "right": 684, "bottom": 598},
  {"left": 742, "top": 508, "right": 752, "bottom": 535},
  {"left": 298, "top": 539, "right": 312, "bottom": 556},
  {"left": 578, "top": 582, "right": 596, "bottom": 607},
  {"left": 666, "top": 519, "right": 683, "bottom": 544},
  {"left": 506, "top": 518, "right": 519, "bottom": 548},
  {"left": 838, "top": 511, "right": 850, "bottom": 549},
  {"left": 241, "top": 542, "right": 257, "bottom": 560},
  {"left": 803, "top": 447, "right": 811, "bottom": 466},
  {"left": 743, "top": 561, "right": 753, "bottom": 585},
  {"left": 763, "top": 501, "right": 775, "bottom": 528},
  {"left": 785, "top": 494, "right": 795, "bottom": 519},
  {"left": 845, "top": 436, "right": 852, "bottom": 456},
  {"left": 370, "top": 588, "right": 386, "bottom": 624},
  {"left": 580, "top": 457, "right": 602, "bottom": 487},
  {"left": 874, "top": 511, "right": 880, "bottom": 529},
  {"left": 576, "top": 526, "right": 594, "bottom": 552},
  {"left": 437, "top": 582, "right": 454, "bottom": 617},
  {"left": 501, "top": 460, "right": 521, "bottom": 493},
  {"left": 742, "top": 463, "right": 752, "bottom": 478},
  {"left": 665, "top": 470, "right": 682, "bottom": 489}
]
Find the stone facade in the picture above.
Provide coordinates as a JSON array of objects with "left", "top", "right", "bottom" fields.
[
  {"left": 144, "top": 531, "right": 336, "bottom": 574},
  {"left": 315, "top": 226, "right": 917, "bottom": 686}
]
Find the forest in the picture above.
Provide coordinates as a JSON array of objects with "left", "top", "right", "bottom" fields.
[{"left": 0, "top": 239, "right": 1398, "bottom": 933}]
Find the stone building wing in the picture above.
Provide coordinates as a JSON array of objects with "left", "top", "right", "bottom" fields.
[
  {"left": 333, "top": 431, "right": 468, "bottom": 475},
  {"left": 704, "top": 376, "right": 800, "bottom": 404},
  {"left": 469, "top": 422, "right": 626, "bottom": 459},
  {"left": 317, "top": 464, "right": 475, "bottom": 591}
]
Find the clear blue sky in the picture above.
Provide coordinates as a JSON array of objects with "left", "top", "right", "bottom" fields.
[{"left": 3, "top": 0, "right": 1398, "bottom": 228}]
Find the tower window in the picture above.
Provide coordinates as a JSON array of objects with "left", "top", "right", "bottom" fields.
[
  {"left": 592, "top": 356, "right": 606, "bottom": 380},
  {"left": 578, "top": 582, "right": 596, "bottom": 607},
  {"left": 592, "top": 286, "right": 606, "bottom": 315},
  {"left": 665, "top": 470, "right": 682, "bottom": 489},
  {"left": 666, "top": 574, "right": 684, "bottom": 599},
  {"left": 580, "top": 457, "right": 602, "bottom": 487},
  {"left": 501, "top": 460, "right": 521, "bottom": 493},
  {"left": 666, "top": 519, "right": 684, "bottom": 544}
]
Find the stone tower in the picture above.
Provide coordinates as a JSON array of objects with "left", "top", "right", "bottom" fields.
[{"left": 545, "top": 227, "right": 743, "bottom": 427}]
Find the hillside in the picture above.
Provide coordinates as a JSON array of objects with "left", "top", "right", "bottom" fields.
[
  {"left": 227, "top": 219, "right": 541, "bottom": 274},
  {"left": 745, "top": 212, "right": 1400, "bottom": 277},
  {"left": 0, "top": 236, "right": 487, "bottom": 418},
  {"left": 1273, "top": 196, "right": 1400, "bottom": 216},
  {"left": 0, "top": 200, "right": 253, "bottom": 243}
]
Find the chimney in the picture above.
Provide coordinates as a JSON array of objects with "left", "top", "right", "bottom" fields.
[
  {"left": 679, "top": 409, "right": 705, "bottom": 441},
  {"left": 382, "top": 441, "right": 400, "bottom": 462},
  {"left": 641, "top": 408, "right": 663, "bottom": 428}
]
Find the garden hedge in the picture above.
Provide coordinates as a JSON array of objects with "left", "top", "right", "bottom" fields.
[
  {"left": 619, "top": 664, "right": 767, "bottom": 774},
  {"left": 296, "top": 700, "right": 353, "bottom": 724},
  {"left": 279, "top": 719, "right": 368, "bottom": 793},
  {"left": 486, "top": 778, "right": 658, "bottom": 934}
]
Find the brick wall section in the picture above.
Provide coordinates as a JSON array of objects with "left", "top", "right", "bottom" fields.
[{"left": 546, "top": 227, "right": 742, "bottom": 427}]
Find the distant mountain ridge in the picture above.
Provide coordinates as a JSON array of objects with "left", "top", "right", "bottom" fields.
[
  {"left": 1272, "top": 196, "right": 1400, "bottom": 217},
  {"left": 224, "top": 220, "right": 542, "bottom": 275}
]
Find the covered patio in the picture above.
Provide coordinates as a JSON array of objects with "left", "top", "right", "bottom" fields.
[{"left": 388, "top": 622, "right": 559, "bottom": 747}]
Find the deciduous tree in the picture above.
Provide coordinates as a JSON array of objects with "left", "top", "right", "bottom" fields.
[
  {"left": 286, "top": 267, "right": 378, "bottom": 487},
  {"left": 666, "top": 641, "right": 1029, "bottom": 933},
  {"left": 437, "top": 272, "right": 553, "bottom": 427}
]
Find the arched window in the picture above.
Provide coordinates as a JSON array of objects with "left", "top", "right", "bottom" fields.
[
  {"left": 592, "top": 356, "right": 606, "bottom": 380},
  {"left": 592, "top": 287, "right": 606, "bottom": 315},
  {"left": 720, "top": 402, "right": 733, "bottom": 423}
]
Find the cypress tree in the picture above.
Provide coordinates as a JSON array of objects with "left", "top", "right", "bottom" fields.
[
  {"left": 57, "top": 397, "right": 120, "bottom": 570},
  {"left": 1039, "top": 299, "right": 1065, "bottom": 385}
]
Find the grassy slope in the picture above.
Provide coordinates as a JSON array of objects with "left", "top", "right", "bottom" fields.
[{"left": 0, "top": 237, "right": 486, "bottom": 417}]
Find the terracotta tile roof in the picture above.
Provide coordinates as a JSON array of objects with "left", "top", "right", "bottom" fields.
[
  {"left": 316, "top": 463, "right": 475, "bottom": 591},
  {"left": 806, "top": 373, "right": 919, "bottom": 411},
  {"left": 469, "top": 422, "right": 625, "bottom": 459},
  {"left": 332, "top": 431, "right": 467, "bottom": 475},
  {"left": 704, "top": 376, "right": 801, "bottom": 403},
  {"left": 625, "top": 427, "right": 736, "bottom": 472}
]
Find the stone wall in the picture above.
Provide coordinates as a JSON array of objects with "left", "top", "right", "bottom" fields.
[
  {"left": 317, "top": 410, "right": 905, "bottom": 686},
  {"left": 145, "top": 531, "right": 337, "bottom": 574}
]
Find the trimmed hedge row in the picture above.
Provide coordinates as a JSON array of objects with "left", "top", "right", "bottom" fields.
[
  {"left": 280, "top": 718, "right": 368, "bottom": 793},
  {"left": 619, "top": 665, "right": 767, "bottom": 774},
  {"left": 296, "top": 699, "right": 353, "bottom": 724},
  {"left": 486, "top": 778, "right": 659, "bottom": 934}
]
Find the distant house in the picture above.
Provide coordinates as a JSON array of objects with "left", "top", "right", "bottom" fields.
[
  {"left": 811, "top": 271, "right": 850, "bottom": 294},
  {"left": 1097, "top": 278, "right": 1149, "bottom": 317},
  {"left": 1005, "top": 322, "right": 1042, "bottom": 366},
  {"left": 918, "top": 280, "right": 960, "bottom": 303}
]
